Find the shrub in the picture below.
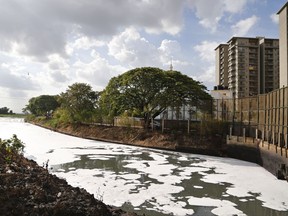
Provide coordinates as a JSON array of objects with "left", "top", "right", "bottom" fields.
[{"left": 0, "top": 134, "right": 25, "bottom": 154}]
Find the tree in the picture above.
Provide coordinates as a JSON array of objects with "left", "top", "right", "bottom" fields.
[
  {"left": 100, "top": 67, "right": 212, "bottom": 128},
  {"left": 59, "top": 83, "right": 98, "bottom": 123},
  {"left": 23, "top": 95, "right": 60, "bottom": 116},
  {"left": 0, "top": 107, "right": 13, "bottom": 114}
]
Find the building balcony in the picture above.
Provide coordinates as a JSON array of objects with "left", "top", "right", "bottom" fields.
[{"left": 228, "top": 74, "right": 236, "bottom": 79}]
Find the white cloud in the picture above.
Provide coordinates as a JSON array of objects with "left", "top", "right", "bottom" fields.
[
  {"left": 108, "top": 28, "right": 192, "bottom": 71},
  {"left": 270, "top": 14, "right": 279, "bottom": 24},
  {"left": 188, "top": 0, "right": 248, "bottom": 32},
  {"left": 231, "top": 15, "right": 259, "bottom": 36},
  {"left": 50, "top": 71, "right": 69, "bottom": 83},
  {"left": 223, "top": 0, "right": 247, "bottom": 13},
  {"left": 0, "top": 0, "right": 185, "bottom": 60},
  {"left": 193, "top": 41, "right": 220, "bottom": 89},
  {"left": 158, "top": 39, "right": 182, "bottom": 66},
  {"left": 197, "top": 65, "right": 215, "bottom": 85},
  {"left": 68, "top": 36, "right": 106, "bottom": 53},
  {"left": 73, "top": 51, "right": 126, "bottom": 90},
  {"left": 45, "top": 54, "right": 70, "bottom": 83},
  {"left": 194, "top": 41, "right": 219, "bottom": 62},
  {"left": 108, "top": 27, "right": 159, "bottom": 67},
  {"left": 0, "top": 65, "right": 39, "bottom": 91},
  {"left": 47, "top": 54, "right": 69, "bottom": 71},
  {"left": 188, "top": 0, "right": 223, "bottom": 32}
]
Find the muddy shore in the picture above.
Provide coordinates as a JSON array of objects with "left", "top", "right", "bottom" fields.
[{"left": 0, "top": 146, "right": 139, "bottom": 216}]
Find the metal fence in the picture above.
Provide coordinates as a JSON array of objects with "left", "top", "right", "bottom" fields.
[{"left": 213, "top": 86, "right": 288, "bottom": 148}]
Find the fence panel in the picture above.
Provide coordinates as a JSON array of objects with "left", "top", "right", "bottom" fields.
[{"left": 213, "top": 86, "right": 288, "bottom": 148}]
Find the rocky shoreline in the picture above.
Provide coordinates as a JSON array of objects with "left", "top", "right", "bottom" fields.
[{"left": 0, "top": 146, "right": 138, "bottom": 216}]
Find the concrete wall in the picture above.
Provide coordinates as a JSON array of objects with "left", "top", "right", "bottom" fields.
[{"left": 226, "top": 136, "right": 288, "bottom": 179}]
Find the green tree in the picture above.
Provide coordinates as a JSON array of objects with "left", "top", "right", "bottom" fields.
[
  {"left": 23, "top": 95, "right": 60, "bottom": 116},
  {"left": 0, "top": 107, "right": 13, "bottom": 114},
  {"left": 100, "top": 67, "right": 212, "bottom": 128},
  {"left": 165, "top": 70, "right": 212, "bottom": 111},
  {"left": 59, "top": 83, "right": 98, "bottom": 123}
]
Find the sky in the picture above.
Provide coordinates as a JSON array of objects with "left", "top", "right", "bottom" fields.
[{"left": 0, "top": 0, "right": 287, "bottom": 113}]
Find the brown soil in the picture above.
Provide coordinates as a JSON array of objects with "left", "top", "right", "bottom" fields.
[
  {"left": 36, "top": 122, "right": 225, "bottom": 154},
  {"left": 59, "top": 124, "right": 177, "bottom": 149},
  {"left": 0, "top": 147, "right": 138, "bottom": 216}
]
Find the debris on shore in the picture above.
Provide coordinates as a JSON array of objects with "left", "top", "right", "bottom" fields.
[{"left": 0, "top": 142, "right": 138, "bottom": 216}]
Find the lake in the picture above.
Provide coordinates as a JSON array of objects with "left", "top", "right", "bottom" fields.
[{"left": 0, "top": 117, "right": 288, "bottom": 216}]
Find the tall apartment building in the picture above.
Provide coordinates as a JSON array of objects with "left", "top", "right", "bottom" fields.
[
  {"left": 215, "top": 37, "right": 279, "bottom": 98},
  {"left": 259, "top": 38, "right": 280, "bottom": 93},
  {"left": 215, "top": 44, "right": 229, "bottom": 88},
  {"left": 277, "top": 3, "right": 288, "bottom": 87}
]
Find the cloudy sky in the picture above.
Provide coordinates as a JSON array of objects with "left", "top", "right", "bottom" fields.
[{"left": 0, "top": 0, "right": 287, "bottom": 113}]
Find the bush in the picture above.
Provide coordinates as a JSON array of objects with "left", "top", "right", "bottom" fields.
[
  {"left": 199, "top": 119, "right": 229, "bottom": 137},
  {"left": 0, "top": 135, "right": 25, "bottom": 163},
  {"left": 0, "top": 134, "right": 25, "bottom": 154}
]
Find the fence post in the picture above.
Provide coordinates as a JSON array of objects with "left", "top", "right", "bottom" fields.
[
  {"left": 262, "top": 127, "right": 265, "bottom": 147},
  {"left": 222, "top": 98, "right": 224, "bottom": 122},
  {"left": 229, "top": 126, "right": 232, "bottom": 140},
  {"left": 279, "top": 132, "right": 283, "bottom": 156},
  {"left": 268, "top": 131, "right": 270, "bottom": 149},
  {"left": 278, "top": 132, "right": 282, "bottom": 148},
  {"left": 286, "top": 134, "right": 288, "bottom": 158},
  {"left": 187, "top": 119, "right": 190, "bottom": 134},
  {"left": 216, "top": 99, "right": 219, "bottom": 120},
  {"left": 243, "top": 128, "right": 246, "bottom": 143},
  {"left": 286, "top": 134, "right": 288, "bottom": 149}
]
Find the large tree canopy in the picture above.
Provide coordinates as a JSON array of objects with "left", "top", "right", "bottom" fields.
[
  {"left": 100, "top": 67, "right": 211, "bottom": 127},
  {"left": 23, "top": 95, "right": 59, "bottom": 116},
  {"left": 59, "top": 83, "right": 98, "bottom": 123}
]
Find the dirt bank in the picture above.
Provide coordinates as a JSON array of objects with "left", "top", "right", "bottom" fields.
[
  {"left": 32, "top": 120, "right": 226, "bottom": 156},
  {"left": 0, "top": 146, "right": 138, "bottom": 216}
]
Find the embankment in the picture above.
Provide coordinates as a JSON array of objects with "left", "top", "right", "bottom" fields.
[{"left": 30, "top": 120, "right": 226, "bottom": 156}]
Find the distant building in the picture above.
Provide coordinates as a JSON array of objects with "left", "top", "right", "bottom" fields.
[
  {"left": 215, "top": 44, "right": 229, "bottom": 88},
  {"left": 277, "top": 3, "right": 288, "bottom": 87},
  {"left": 258, "top": 37, "right": 280, "bottom": 93},
  {"left": 215, "top": 37, "right": 279, "bottom": 98}
]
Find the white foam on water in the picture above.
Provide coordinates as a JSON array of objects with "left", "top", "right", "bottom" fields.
[
  {"left": 211, "top": 205, "right": 247, "bottom": 216},
  {"left": 195, "top": 156, "right": 288, "bottom": 211},
  {"left": 188, "top": 197, "right": 246, "bottom": 216},
  {"left": 193, "top": 185, "right": 203, "bottom": 189}
]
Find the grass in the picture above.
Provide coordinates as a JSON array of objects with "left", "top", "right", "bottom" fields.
[{"left": 0, "top": 114, "right": 27, "bottom": 118}]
